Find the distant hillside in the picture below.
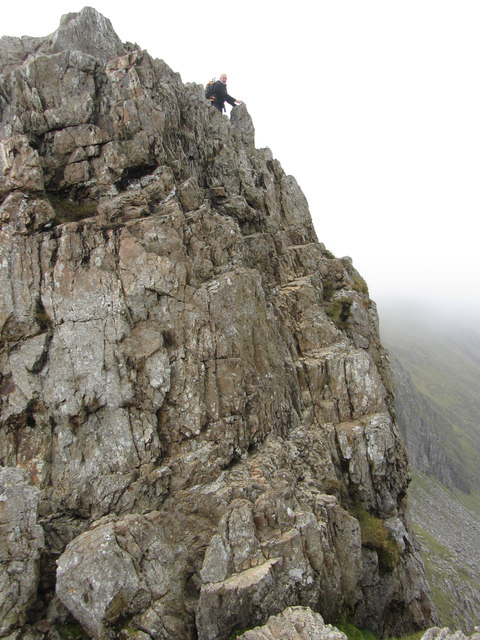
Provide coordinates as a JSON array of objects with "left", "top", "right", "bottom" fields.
[
  {"left": 380, "top": 303, "right": 480, "bottom": 493},
  {"left": 379, "top": 301, "right": 480, "bottom": 630},
  {"left": 409, "top": 472, "right": 480, "bottom": 633}
]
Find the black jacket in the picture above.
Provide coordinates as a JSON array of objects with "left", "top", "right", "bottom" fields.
[{"left": 210, "top": 80, "right": 236, "bottom": 112}]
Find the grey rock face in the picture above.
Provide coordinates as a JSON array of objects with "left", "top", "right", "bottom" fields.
[
  {"left": 0, "top": 467, "right": 44, "bottom": 636},
  {"left": 56, "top": 513, "right": 186, "bottom": 638},
  {"left": 0, "top": 7, "right": 435, "bottom": 639},
  {"left": 49, "top": 7, "right": 126, "bottom": 62}
]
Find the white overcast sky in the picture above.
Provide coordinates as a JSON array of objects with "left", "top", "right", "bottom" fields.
[{"left": 2, "top": 1, "right": 479, "bottom": 316}]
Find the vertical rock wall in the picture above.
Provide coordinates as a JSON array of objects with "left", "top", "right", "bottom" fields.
[{"left": 0, "top": 8, "right": 434, "bottom": 639}]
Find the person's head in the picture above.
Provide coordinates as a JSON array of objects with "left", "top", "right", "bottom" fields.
[{"left": 220, "top": 74, "right": 227, "bottom": 84}]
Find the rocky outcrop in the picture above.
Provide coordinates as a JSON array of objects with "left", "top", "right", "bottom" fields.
[
  {"left": 0, "top": 7, "right": 434, "bottom": 639},
  {"left": 421, "top": 628, "right": 480, "bottom": 640},
  {"left": 236, "top": 606, "right": 348, "bottom": 640}
]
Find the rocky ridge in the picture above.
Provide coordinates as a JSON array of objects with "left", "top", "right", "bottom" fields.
[{"left": 0, "top": 8, "right": 435, "bottom": 639}]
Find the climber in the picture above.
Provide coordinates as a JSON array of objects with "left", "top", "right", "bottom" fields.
[{"left": 207, "top": 74, "right": 243, "bottom": 113}]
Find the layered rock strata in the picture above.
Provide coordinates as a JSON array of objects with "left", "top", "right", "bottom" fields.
[{"left": 0, "top": 8, "right": 435, "bottom": 639}]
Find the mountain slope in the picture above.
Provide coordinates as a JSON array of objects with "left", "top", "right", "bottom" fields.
[
  {"left": 380, "top": 302, "right": 480, "bottom": 630},
  {"left": 381, "top": 305, "right": 480, "bottom": 493},
  {"left": 410, "top": 472, "right": 480, "bottom": 632}
]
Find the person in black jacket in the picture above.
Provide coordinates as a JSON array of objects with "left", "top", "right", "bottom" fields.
[{"left": 210, "top": 74, "right": 243, "bottom": 113}]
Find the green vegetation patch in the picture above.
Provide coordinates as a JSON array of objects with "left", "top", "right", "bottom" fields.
[
  {"left": 322, "top": 249, "right": 336, "bottom": 260},
  {"left": 52, "top": 624, "right": 89, "bottom": 640},
  {"left": 34, "top": 298, "right": 52, "bottom": 331},
  {"left": 327, "top": 297, "right": 352, "bottom": 329},
  {"left": 352, "top": 275, "right": 369, "bottom": 295},
  {"left": 352, "top": 505, "right": 401, "bottom": 572},
  {"left": 390, "top": 632, "right": 426, "bottom": 640},
  {"left": 336, "top": 620, "right": 379, "bottom": 640},
  {"left": 336, "top": 618, "right": 428, "bottom": 640},
  {"left": 48, "top": 194, "right": 97, "bottom": 224}
]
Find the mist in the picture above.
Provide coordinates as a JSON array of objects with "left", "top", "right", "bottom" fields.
[{"left": 377, "top": 292, "right": 480, "bottom": 341}]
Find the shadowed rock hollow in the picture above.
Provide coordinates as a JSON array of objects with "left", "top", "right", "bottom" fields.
[{"left": 0, "top": 7, "right": 436, "bottom": 639}]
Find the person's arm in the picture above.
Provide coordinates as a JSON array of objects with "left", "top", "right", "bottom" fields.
[
  {"left": 215, "top": 82, "right": 243, "bottom": 107},
  {"left": 224, "top": 93, "right": 237, "bottom": 107},
  {"left": 226, "top": 92, "right": 243, "bottom": 106}
]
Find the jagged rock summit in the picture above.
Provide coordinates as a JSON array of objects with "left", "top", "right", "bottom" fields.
[{"left": 0, "top": 7, "right": 435, "bottom": 640}]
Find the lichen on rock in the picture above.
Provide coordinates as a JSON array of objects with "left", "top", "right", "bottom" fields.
[{"left": 0, "top": 7, "right": 436, "bottom": 639}]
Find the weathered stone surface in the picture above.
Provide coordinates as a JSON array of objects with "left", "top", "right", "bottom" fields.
[
  {"left": 56, "top": 512, "right": 187, "bottom": 639},
  {"left": 237, "top": 606, "right": 348, "bottom": 640},
  {"left": 49, "top": 7, "right": 126, "bottom": 62},
  {"left": 0, "top": 7, "right": 436, "bottom": 639},
  {"left": 421, "top": 628, "right": 480, "bottom": 640},
  {"left": 0, "top": 467, "right": 44, "bottom": 636}
]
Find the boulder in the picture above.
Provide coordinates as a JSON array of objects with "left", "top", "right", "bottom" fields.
[{"left": 237, "top": 606, "right": 348, "bottom": 640}]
